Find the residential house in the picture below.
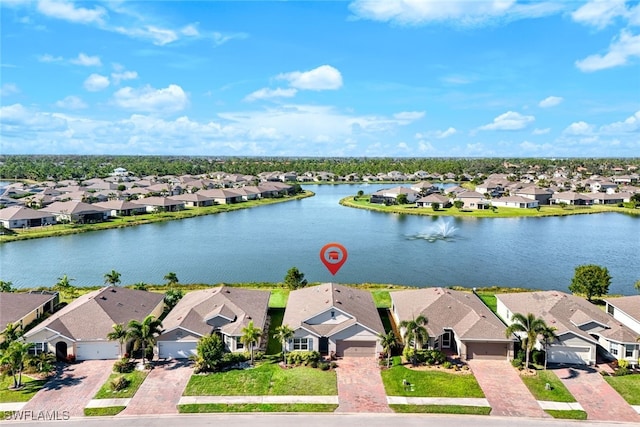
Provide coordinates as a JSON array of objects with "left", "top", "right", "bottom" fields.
[
  {"left": 168, "top": 193, "right": 215, "bottom": 207},
  {"left": 415, "top": 194, "right": 451, "bottom": 208},
  {"left": 454, "top": 191, "right": 489, "bottom": 209},
  {"left": 590, "top": 192, "right": 631, "bottom": 205},
  {"left": 131, "top": 196, "right": 185, "bottom": 212},
  {"left": 490, "top": 196, "right": 539, "bottom": 209},
  {"left": 391, "top": 288, "right": 514, "bottom": 360},
  {"left": 604, "top": 296, "right": 640, "bottom": 336},
  {"left": 370, "top": 186, "right": 419, "bottom": 204},
  {"left": 496, "top": 291, "right": 639, "bottom": 366},
  {"left": 0, "top": 292, "right": 58, "bottom": 346},
  {"left": 282, "top": 283, "right": 384, "bottom": 357},
  {"left": 156, "top": 286, "right": 270, "bottom": 359},
  {"left": 94, "top": 200, "right": 147, "bottom": 216},
  {"left": 24, "top": 287, "right": 164, "bottom": 360},
  {"left": 411, "top": 181, "right": 440, "bottom": 195},
  {"left": 515, "top": 186, "right": 554, "bottom": 205},
  {"left": 39, "top": 201, "right": 109, "bottom": 223},
  {"left": 549, "top": 192, "right": 594, "bottom": 206},
  {"left": 0, "top": 206, "right": 56, "bottom": 229},
  {"left": 197, "top": 188, "right": 243, "bottom": 204}
]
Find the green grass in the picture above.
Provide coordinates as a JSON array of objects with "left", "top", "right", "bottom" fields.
[
  {"left": 381, "top": 364, "right": 484, "bottom": 398},
  {"left": 545, "top": 409, "right": 588, "bottom": 420},
  {"left": 378, "top": 308, "right": 393, "bottom": 334},
  {"left": 371, "top": 290, "right": 391, "bottom": 308},
  {"left": 390, "top": 404, "right": 491, "bottom": 415},
  {"left": 521, "top": 370, "right": 576, "bottom": 402},
  {"left": 93, "top": 370, "right": 148, "bottom": 399},
  {"left": 476, "top": 293, "right": 497, "bottom": 313},
  {"left": 266, "top": 308, "right": 285, "bottom": 355},
  {"left": 178, "top": 403, "right": 338, "bottom": 413},
  {"left": 0, "top": 376, "right": 47, "bottom": 403},
  {"left": 184, "top": 362, "right": 337, "bottom": 396},
  {"left": 84, "top": 406, "right": 126, "bottom": 416},
  {"left": 604, "top": 374, "right": 640, "bottom": 405},
  {"left": 268, "top": 289, "right": 289, "bottom": 308}
]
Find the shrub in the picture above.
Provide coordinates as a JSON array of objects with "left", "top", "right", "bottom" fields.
[
  {"left": 442, "top": 361, "right": 452, "bottom": 369},
  {"left": 511, "top": 358, "right": 523, "bottom": 369},
  {"left": 618, "top": 359, "right": 629, "bottom": 369},
  {"left": 615, "top": 367, "right": 630, "bottom": 376},
  {"left": 330, "top": 362, "right": 338, "bottom": 369},
  {"left": 319, "top": 362, "right": 330, "bottom": 371},
  {"left": 66, "top": 354, "right": 76, "bottom": 364},
  {"left": 531, "top": 350, "right": 545, "bottom": 366},
  {"left": 110, "top": 376, "right": 130, "bottom": 391},
  {"left": 113, "top": 358, "right": 135, "bottom": 373},
  {"left": 285, "top": 351, "right": 321, "bottom": 366}
]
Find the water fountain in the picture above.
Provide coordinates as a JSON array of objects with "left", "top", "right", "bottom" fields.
[{"left": 409, "top": 218, "right": 459, "bottom": 242}]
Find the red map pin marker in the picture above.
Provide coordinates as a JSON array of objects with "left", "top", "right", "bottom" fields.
[{"left": 320, "top": 243, "right": 348, "bottom": 276}]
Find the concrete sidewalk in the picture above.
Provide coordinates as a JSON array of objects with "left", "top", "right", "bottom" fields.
[{"left": 86, "top": 398, "right": 131, "bottom": 408}]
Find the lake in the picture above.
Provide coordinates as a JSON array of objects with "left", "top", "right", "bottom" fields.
[{"left": 1, "top": 184, "right": 639, "bottom": 295}]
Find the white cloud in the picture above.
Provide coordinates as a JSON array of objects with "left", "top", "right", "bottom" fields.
[
  {"left": 0, "top": 83, "right": 20, "bottom": 97},
  {"left": 0, "top": 103, "right": 68, "bottom": 132},
  {"left": 277, "top": 65, "right": 343, "bottom": 91},
  {"left": 571, "top": 0, "right": 628, "bottom": 29},
  {"left": 415, "top": 127, "right": 457, "bottom": 139},
  {"left": 538, "top": 96, "right": 563, "bottom": 108},
  {"left": 441, "top": 75, "right": 473, "bottom": 85},
  {"left": 479, "top": 111, "right": 535, "bottom": 131},
  {"left": 520, "top": 140, "right": 555, "bottom": 153},
  {"left": 70, "top": 53, "right": 102, "bottom": 67},
  {"left": 114, "top": 25, "right": 179, "bottom": 46},
  {"left": 348, "top": 0, "right": 563, "bottom": 27},
  {"left": 576, "top": 30, "right": 640, "bottom": 72},
  {"left": 38, "top": 54, "right": 63, "bottom": 63},
  {"left": 393, "top": 111, "right": 425, "bottom": 122},
  {"left": 563, "top": 121, "right": 595, "bottom": 135},
  {"left": 532, "top": 128, "right": 551, "bottom": 135},
  {"left": 213, "top": 31, "right": 249, "bottom": 46},
  {"left": 417, "top": 141, "right": 435, "bottom": 152},
  {"left": 244, "top": 87, "right": 298, "bottom": 102},
  {"left": 111, "top": 70, "right": 138, "bottom": 85},
  {"left": 55, "top": 95, "right": 87, "bottom": 110},
  {"left": 112, "top": 84, "right": 188, "bottom": 114},
  {"left": 600, "top": 110, "right": 640, "bottom": 133},
  {"left": 397, "top": 142, "right": 409, "bottom": 150},
  {"left": 37, "top": 0, "right": 106, "bottom": 25},
  {"left": 181, "top": 24, "right": 199, "bottom": 37},
  {"left": 83, "top": 73, "right": 110, "bottom": 92}
]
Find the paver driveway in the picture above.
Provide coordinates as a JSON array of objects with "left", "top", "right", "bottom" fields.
[
  {"left": 22, "top": 360, "right": 114, "bottom": 417},
  {"left": 468, "top": 360, "right": 549, "bottom": 418},
  {"left": 335, "top": 357, "right": 391, "bottom": 413},
  {"left": 556, "top": 366, "right": 639, "bottom": 422},
  {"left": 119, "top": 359, "right": 193, "bottom": 416}
]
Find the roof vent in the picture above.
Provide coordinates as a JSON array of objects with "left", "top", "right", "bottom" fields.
[
  {"left": 111, "top": 288, "right": 117, "bottom": 292},
  {"left": 336, "top": 300, "right": 342, "bottom": 304},
  {"left": 100, "top": 296, "right": 107, "bottom": 300}
]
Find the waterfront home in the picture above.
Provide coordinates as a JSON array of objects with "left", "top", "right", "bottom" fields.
[
  {"left": 39, "top": 201, "right": 109, "bottom": 223},
  {"left": 490, "top": 196, "right": 539, "bottom": 209},
  {"left": 370, "top": 186, "right": 419, "bottom": 204},
  {"left": 156, "top": 286, "right": 270, "bottom": 359},
  {"left": 0, "top": 291, "right": 58, "bottom": 345},
  {"left": 232, "top": 186, "right": 262, "bottom": 201},
  {"left": 411, "top": 181, "right": 439, "bottom": 195},
  {"left": 282, "top": 283, "right": 384, "bottom": 358},
  {"left": 415, "top": 193, "right": 451, "bottom": 208},
  {"left": 496, "top": 291, "right": 639, "bottom": 366},
  {"left": 168, "top": 193, "right": 215, "bottom": 207},
  {"left": 94, "top": 200, "right": 147, "bottom": 217},
  {"left": 590, "top": 192, "right": 631, "bottom": 205},
  {"left": 514, "top": 186, "right": 554, "bottom": 205},
  {"left": 549, "top": 192, "right": 594, "bottom": 206},
  {"left": 391, "top": 288, "right": 514, "bottom": 360},
  {"left": 0, "top": 206, "right": 56, "bottom": 229},
  {"left": 24, "top": 286, "right": 164, "bottom": 360},
  {"left": 197, "top": 188, "right": 243, "bottom": 204},
  {"left": 604, "top": 296, "right": 640, "bottom": 336},
  {"left": 454, "top": 191, "right": 489, "bottom": 209},
  {"left": 131, "top": 196, "right": 185, "bottom": 212}
]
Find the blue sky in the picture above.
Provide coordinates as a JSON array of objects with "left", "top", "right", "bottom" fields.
[{"left": 1, "top": 0, "right": 639, "bottom": 157}]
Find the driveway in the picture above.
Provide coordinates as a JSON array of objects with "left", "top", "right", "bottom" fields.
[
  {"left": 22, "top": 360, "right": 114, "bottom": 417},
  {"left": 335, "top": 357, "right": 391, "bottom": 413},
  {"left": 119, "top": 359, "right": 193, "bottom": 416},
  {"left": 468, "top": 360, "right": 549, "bottom": 418},
  {"left": 555, "top": 366, "right": 639, "bottom": 422}
]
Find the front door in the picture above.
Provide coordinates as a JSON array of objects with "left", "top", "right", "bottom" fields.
[
  {"left": 319, "top": 337, "right": 329, "bottom": 354},
  {"left": 55, "top": 341, "right": 68, "bottom": 361},
  {"left": 442, "top": 331, "right": 452, "bottom": 349}
]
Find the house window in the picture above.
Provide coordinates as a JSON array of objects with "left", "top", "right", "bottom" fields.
[
  {"left": 607, "top": 305, "right": 614, "bottom": 315},
  {"left": 331, "top": 311, "right": 335, "bottom": 319},
  {"left": 609, "top": 342, "right": 618, "bottom": 356},
  {"left": 625, "top": 345, "right": 634, "bottom": 358},
  {"left": 236, "top": 337, "right": 244, "bottom": 349},
  {"left": 29, "top": 342, "right": 48, "bottom": 355},
  {"left": 292, "top": 338, "right": 310, "bottom": 351}
]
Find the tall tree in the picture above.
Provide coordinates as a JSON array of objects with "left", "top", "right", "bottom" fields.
[
  {"left": 539, "top": 324, "right": 558, "bottom": 370},
  {"left": 164, "top": 288, "right": 184, "bottom": 310},
  {"left": 378, "top": 331, "right": 399, "bottom": 368},
  {"left": 284, "top": 267, "right": 307, "bottom": 290},
  {"left": 399, "top": 315, "right": 429, "bottom": 365},
  {"left": 104, "top": 269, "right": 121, "bottom": 286},
  {"left": 0, "top": 340, "right": 33, "bottom": 388},
  {"left": 53, "top": 274, "right": 78, "bottom": 299},
  {"left": 569, "top": 264, "right": 611, "bottom": 302},
  {"left": 273, "top": 324, "right": 294, "bottom": 365},
  {"left": 126, "top": 315, "right": 163, "bottom": 365},
  {"left": 241, "top": 320, "right": 262, "bottom": 366},
  {"left": 1, "top": 323, "right": 23, "bottom": 350},
  {"left": 107, "top": 323, "right": 128, "bottom": 357},
  {"left": 0, "top": 280, "right": 15, "bottom": 292},
  {"left": 163, "top": 272, "right": 179, "bottom": 287},
  {"left": 505, "top": 312, "right": 546, "bottom": 370}
]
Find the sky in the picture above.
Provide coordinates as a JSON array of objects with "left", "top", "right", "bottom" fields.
[{"left": 1, "top": 0, "right": 639, "bottom": 158}]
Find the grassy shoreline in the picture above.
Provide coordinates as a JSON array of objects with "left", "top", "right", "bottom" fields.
[
  {"left": 340, "top": 196, "right": 640, "bottom": 218},
  {"left": 0, "top": 191, "right": 313, "bottom": 244}
]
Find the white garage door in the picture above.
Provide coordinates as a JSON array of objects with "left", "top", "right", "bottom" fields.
[
  {"left": 76, "top": 342, "right": 119, "bottom": 360},
  {"left": 158, "top": 341, "right": 197, "bottom": 359},
  {"left": 548, "top": 346, "right": 591, "bottom": 365},
  {"left": 335, "top": 340, "right": 376, "bottom": 357}
]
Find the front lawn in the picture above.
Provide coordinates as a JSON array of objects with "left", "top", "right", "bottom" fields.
[
  {"left": 84, "top": 406, "right": 126, "bottom": 416},
  {"left": 521, "top": 370, "right": 576, "bottom": 402},
  {"left": 390, "top": 404, "right": 491, "bottom": 415},
  {"left": 381, "top": 364, "right": 484, "bottom": 398},
  {"left": 179, "top": 403, "right": 338, "bottom": 413},
  {"left": 604, "top": 374, "right": 640, "bottom": 405},
  {"left": 0, "top": 376, "right": 47, "bottom": 403},
  {"left": 184, "top": 362, "right": 337, "bottom": 396},
  {"left": 93, "top": 370, "right": 148, "bottom": 399},
  {"left": 545, "top": 409, "right": 588, "bottom": 420}
]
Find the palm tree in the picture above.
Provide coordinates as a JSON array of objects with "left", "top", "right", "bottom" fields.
[
  {"left": 0, "top": 280, "right": 14, "bottom": 292},
  {"left": 273, "top": 324, "right": 294, "bottom": 365},
  {"left": 1, "top": 323, "right": 23, "bottom": 350},
  {"left": 164, "top": 272, "right": 179, "bottom": 287},
  {"left": 104, "top": 270, "right": 121, "bottom": 286},
  {"left": 505, "top": 312, "right": 546, "bottom": 370},
  {"left": 378, "top": 331, "right": 399, "bottom": 368},
  {"left": 54, "top": 274, "right": 77, "bottom": 299},
  {"left": 399, "top": 315, "right": 429, "bottom": 365},
  {"left": 0, "top": 340, "right": 33, "bottom": 388},
  {"left": 539, "top": 324, "right": 558, "bottom": 370},
  {"left": 107, "top": 323, "right": 128, "bottom": 357},
  {"left": 126, "top": 315, "right": 163, "bottom": 365},
  {"left": 241, "top": 320, "right": 262, "bottom": 366}
]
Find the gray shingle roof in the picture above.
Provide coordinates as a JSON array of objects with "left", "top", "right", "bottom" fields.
[
  {"left": 605, "top": 295, "right": 640, "bottom": 323},
  {"left": 0, "top": 292, "right": 57, "bottom": 328}
]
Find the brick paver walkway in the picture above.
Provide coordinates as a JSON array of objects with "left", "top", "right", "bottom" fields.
[
  {"left": 22, "top": 360, "right": 114, "bottom": 417},
  {"left": 556, "top": 366, "right": 639, "bottom": 422},
  {"left": 468, "top": 360, "right": 549, "bottom": 418},
  {"left": 335, "top": 357, "right": 391, "bottom": 413},
  {"left": 119, "top": 359, "right": 193, "bottom": 416}
]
